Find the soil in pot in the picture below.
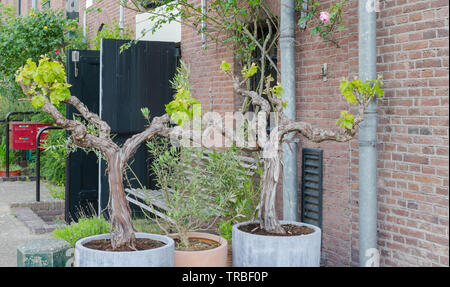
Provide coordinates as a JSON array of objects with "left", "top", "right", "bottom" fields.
[
  {"left": 174, "top": 237, "right": 219, "bottom": 251},
  {"left": 83, "top": 238, "right": 166, "bottom": 252},
  {"left": 238, "top": 223, "right": 315, "bottom": 236}
]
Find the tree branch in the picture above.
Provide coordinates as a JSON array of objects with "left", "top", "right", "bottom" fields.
[{"left": 120, "top": 113, "right": 171, "bottom": 168}]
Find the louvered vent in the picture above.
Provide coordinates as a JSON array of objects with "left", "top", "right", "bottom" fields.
[{"left": 301, "top": 148, "right": 323, "bottom": 228}]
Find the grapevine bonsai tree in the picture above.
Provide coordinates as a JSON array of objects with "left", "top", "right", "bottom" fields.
[
  {"left": 15, "top": 56, "right": 200, "bottom": 250},
  {"left": 217, "top": 61, "right": 384, "bottom": 234}
]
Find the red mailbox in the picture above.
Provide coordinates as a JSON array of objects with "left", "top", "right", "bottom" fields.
[{"left": 10, "top": 122, "right": 53, "bottom": 150}]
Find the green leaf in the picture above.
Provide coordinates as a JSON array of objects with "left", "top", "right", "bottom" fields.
[
  {"left": 31, "top": 95, "right": 45, "bottom": 107},
  {"left": 241, "top": 63, "right": 258, "bottom": 78},
  {"left": 141, "top": 107, "right": 150, "bottom": 120},
  {"left": 220, "top": 60, "right": 231, "bottom": 72}
]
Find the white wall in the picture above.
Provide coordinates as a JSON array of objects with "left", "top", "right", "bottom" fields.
[{"left": 135, "top": 6, "right": 181, "bottom": 43}]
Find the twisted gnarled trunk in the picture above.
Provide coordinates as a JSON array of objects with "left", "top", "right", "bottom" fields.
[
  {"left": 258, "top": 128, "right": 286, "bottom": 234},
  {"left": 106, "top": 153, "right": 136, "bottom": 250}
]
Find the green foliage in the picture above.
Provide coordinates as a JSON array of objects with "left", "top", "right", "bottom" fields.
[
  {"left": 0, "top": 8, "right": 87, "bottom": 100},
  {"left": 217, "top": 220, "right": 233, "bottom": 242},
  {"left": 337, "top": 75, "right": 384, "bottom": 130},
  {"left": 165, "top": 61, "right": 201, "bottom": 126},
  {"left": 53, "top": 216, "right": 110, "bottom": 247},
  {"left": 241, "top": 63, "right": 258, "bottom": 78},
  {"left": 0, "top": 136, "right": 16, "bottom": 167},
  {"left": 165, "top": 88, "right": 201, "bottom": 127},
  {"left": 40, "top": 129, "right": 67, "bottom": 186},
  {"left": 146, "top": 138, "right": 219, "bottom": 247},
  {"left": 206, "top": 149, "right": 262, "bottom": 243},
  {"left": 296, "top": 0, "right": 346, "bottom": 46},
  {"left": 16, "top": 57, "right": 72, "bottom": 107},
  {"left": 220, "top": 61, "right": 232, "bottom": 72},
  {"left": 336, "top": 110, "right": 355, "bottom": 130},
  {"left": 170, "top": 60, "right": 191, "bottom": 92},
  {"left": 146, "top": 137, "right": 261, "bottom": 246},
  {"left": 45, "top": 183, "right": 65, "bottom": 200},
  {"left": 13, "top": 57, "right": 70, "bottom": 185},
  {"left": 141, "top": 107, "right": 150, "bottom": 121},
  {"left": 0, "top": 164, "right": 21, "bottom": 171},
  {"left": 92, "top": 19, "right": 134, "bottom": 50}
]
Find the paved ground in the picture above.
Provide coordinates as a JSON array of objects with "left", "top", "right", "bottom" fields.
[{"left": 0, "top": 181, "right": 53, "bottom": 267}]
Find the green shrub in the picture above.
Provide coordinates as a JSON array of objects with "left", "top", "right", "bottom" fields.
[
  {"left": 146, "top": 137, "right": 261, "bottom": 246},
  {"left": 0, "top": 136, "right": 15, "bottom": 167},
  {"left": 205, "top": 148, "right": 262, "bottom": 243},
  {"left": 45, "top": 183, "right": 65, "bottom": 200},
  {"left": 40, "top": 129, "right": 67, "bottom": 186},
  {"left": 0, "top": 8, "right": 87, "bottom": 101},
  {"left": 53, "top": 216, "right": 110, "bottom": 247}
]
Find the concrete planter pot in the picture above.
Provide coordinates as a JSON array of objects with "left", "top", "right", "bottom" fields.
[
  {"left": 232, "top": 221, "right": 321, "bottom": 267},
  {"left": 74, "top": 232, "right": 174, "bottom": 267},
  {"left": 169, "top": 232, "right": 228, "bottom": 267}
]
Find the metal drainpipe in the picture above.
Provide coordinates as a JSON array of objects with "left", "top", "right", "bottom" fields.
[
  {"left": 201, "top": 0, "right": 207, "bottom": 49},
  {"left": 281, "top": 0, "right": 298, "bottom": 221},
  {"left": 32, "top": 0, "right": 37, "bottom": 10},
  {"left": 119, "top": 2, "right": 124, "bottom": 36},
  {"left": 358, "top": 0, "right": 378, "bottom": 267},
  {"left": 83, "top": 10, "right": 87, "bottom": 38}
]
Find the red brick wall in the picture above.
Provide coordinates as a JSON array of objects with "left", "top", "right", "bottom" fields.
[
  {"left": 291, "top": 0, "right": 448, "bottom": 266},
  {"left": 367, "top": 0, "right": 449, "bottom": 267},
  {"left": 294, "top": 0, "right": 357, "bottom": 267},
  {"left": 179, "top": 0, "right": 236, "bottom": 114},
  {"left": 79, "top": 0, "right": 136, "bottom": 45}
]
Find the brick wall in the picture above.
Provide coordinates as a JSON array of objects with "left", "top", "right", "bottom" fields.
[
  {"left": 179, "top": 0, "right": 236, "bottom": 114},
  {"left": 79, "top": 0, "right": 136, "bottom": 45},
  {"left": 0, "top": 0, "right": 65, "bottom": 15},
  {"left": 288, "top": 0, "right": 448, "bottom": 266},
  {"left": 293, "top": 0, "right": 357, "bottom": 266},
  {"left": 367, "top": 0, "right": 449, "bottom": 267}
]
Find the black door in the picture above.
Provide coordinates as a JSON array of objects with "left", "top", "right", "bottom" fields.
[
  {"left": 99, "top": 39, "right": 178, "bottom": 216},
  {"left": 65, "top": 50, "right": 100, "bottom": 222},
  {"left": 65, "top": 40, "right": 178, "bottom": 221}
]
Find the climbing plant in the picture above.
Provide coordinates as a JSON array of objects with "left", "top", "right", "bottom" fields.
[{"left": 296, "top": 0, "right": 346, "bottom": 47}]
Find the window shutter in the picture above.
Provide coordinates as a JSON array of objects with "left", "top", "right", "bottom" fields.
[{"left": 301, "top": 148, "right": 323, "bottom": 228}]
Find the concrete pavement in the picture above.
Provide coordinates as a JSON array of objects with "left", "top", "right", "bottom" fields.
[{"left": 0, "top": 181, "right": 53, "bottom": 267}]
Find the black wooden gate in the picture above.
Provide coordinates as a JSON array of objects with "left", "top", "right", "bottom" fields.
[
  {"left": 98, "top": 39, "right": 178, "bottom": 215},
  {"left": 65, "top": 40, "right": 178, "bottom": 222},
  {"left": 65, "top": 50, "right": 100, "bottom": 222}
]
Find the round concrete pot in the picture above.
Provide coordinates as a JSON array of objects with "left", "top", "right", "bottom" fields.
[
  {"left": 232, "top": 221, "right": 321, "bottom": 267},
  {"left": 169, "top": 232, "right": 228, "bottom": 267},
  {"left": 74, "top": 232, "right": 174, "bottom": 267}
]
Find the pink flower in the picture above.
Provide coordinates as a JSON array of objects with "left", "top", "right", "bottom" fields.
[
  {"left": 55, "top": 50, "right": 60, "bottom": 54},
  {"left": 320, "top": 11, "right": 331, "bottom": 24}
]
